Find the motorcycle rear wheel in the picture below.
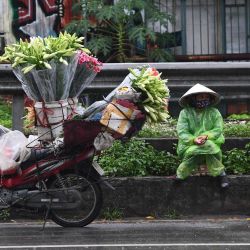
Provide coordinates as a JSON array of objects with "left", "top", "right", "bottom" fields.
[{"left": 49, "top": 173, "right": 103, "bottom": 227}]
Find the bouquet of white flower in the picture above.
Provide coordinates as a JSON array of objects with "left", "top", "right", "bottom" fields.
[{"left": 0, "top": 32, "right": 101, "bottom": 102}]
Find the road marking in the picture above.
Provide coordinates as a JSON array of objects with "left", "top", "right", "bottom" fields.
[{"left": 0, "top": 243, "right": 250, "bottom": 248}]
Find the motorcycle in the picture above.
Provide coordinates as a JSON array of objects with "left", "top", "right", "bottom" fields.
[
  {"left": 0, "top": 67, "right": 164, "bottom": 228},
  {"left": 0, "top": 115, "right": 145, "bottom": 228}
]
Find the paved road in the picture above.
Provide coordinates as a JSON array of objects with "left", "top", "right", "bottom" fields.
[{"left": 0, "top": 219, "right": 249, "bottom": 249}]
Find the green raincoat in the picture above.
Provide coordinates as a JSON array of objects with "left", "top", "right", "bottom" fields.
[{"left": 176, "top": 106, "right": 225, "bottom": 179}]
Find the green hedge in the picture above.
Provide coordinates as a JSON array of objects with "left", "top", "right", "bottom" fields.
[
  {"left": 99, "top": 139, "right": 250, "bottom": 176},
  {"left": 0, "top": 100, "right": 12, "bottom": 128},
  {"left": 138, "top": 118, "right": 250, "bottom": 138},
  {"left": 98, "top": 139, "right": 179, "bottom": 176}
]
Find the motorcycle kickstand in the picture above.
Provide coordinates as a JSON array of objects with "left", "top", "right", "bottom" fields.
[{"left": 41, "top": 198, "right": 52, "bottom": 231}]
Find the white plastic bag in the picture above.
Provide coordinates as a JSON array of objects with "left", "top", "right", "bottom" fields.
[
  {"left": 82, "top": 70, "right": 140, "bottom": 119},
  {"left": 27, "top": 135, "right": 40, "bottom": 148},
  {"left": 0, "top": 131, "right": 31, "bottom": 171},
  {"left": 94, "top": 132, "right": 115, "bottom": 151},
  {"left": 0, "top": 125, "right": 11, "bottom": 137}
]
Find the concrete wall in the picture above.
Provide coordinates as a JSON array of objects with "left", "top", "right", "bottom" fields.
[
  {"left": 9, "top": 176, "right": 250, "bottom": 220},
  {"left": 143, "top": 138, "right": 250, "bottom": 155},
  {"left": 10, "top": 176, "right": 250, "bottom": 220},
  {"left": 102, "top": 176, "right": 250, "bottom": 217}
]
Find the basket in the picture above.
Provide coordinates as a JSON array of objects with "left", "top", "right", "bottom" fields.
[{"left": 63, "top": 120, "right": 103, "bottom": 149}]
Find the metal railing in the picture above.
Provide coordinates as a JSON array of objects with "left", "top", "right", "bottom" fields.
[
  {"left": 155, "top": 0, "right": 250, "bottom": 60},
  {"left": 1, "top": 62, "right": 250, "bottom": 131}
]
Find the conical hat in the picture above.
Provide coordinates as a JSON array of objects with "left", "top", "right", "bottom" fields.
[{"left": 179, "top": 83, "right": 220, "bottom": 107}]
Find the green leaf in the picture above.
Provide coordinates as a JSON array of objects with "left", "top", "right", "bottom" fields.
[
  {"left": 96, "top": 5, "right": 115, "bottom": 21},
  {"left": 128, "top": 26, "right": 156, "bottom": 44},
  {"left": 86, "top": 36, "right": 112, "bottom": 56},
  {"left": 148, "top": 48, "right": 174, "bottom": 62}
]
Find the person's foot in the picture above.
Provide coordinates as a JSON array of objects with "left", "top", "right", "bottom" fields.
[{"left": 220, "top": 175, "right": 229, "bottom": 188}]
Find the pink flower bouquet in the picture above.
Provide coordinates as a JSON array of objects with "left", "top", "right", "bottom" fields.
[{"left": 69, "top": 51, "right": 102, "bottom": 98}]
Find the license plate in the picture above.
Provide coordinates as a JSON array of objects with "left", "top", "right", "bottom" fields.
[{"left": 92, "top": 161, "right": 105, "bottom": 176}]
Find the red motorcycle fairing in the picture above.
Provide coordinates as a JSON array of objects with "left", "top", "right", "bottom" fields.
[{"left": 1, "top": 146, "right": 95, "bottom": 189}]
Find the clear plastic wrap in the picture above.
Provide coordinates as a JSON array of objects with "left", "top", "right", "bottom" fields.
[
  {"left": 13, "top": 54, "right": 78, "bottom": 102},
  {"left": 32, "top": 55, "right": 78, "bottom": 102},
  {"left": 13, "top": 67, "right": 42, "bottom": 101},
  {"left": 69, "top": 63, "right": 97, "bottom": 98},
  {"left": 30, "top": 65, "right": 57, "bottom": 102}
]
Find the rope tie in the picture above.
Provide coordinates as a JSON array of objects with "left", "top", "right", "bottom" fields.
[
  {"left": 35, "top": 101, "right": 65, "bottom": 128},
  {"left": 67, "top": 98, "right": 78, "bottom": 120}
]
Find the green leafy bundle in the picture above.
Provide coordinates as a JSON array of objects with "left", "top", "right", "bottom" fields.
[{"left": 129, "top": 67, "right": 169, "bottom": 124}]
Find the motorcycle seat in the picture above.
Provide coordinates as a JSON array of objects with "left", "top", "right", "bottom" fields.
[{"left": 20, "top": 148, "right": 53, "bottom": 170}]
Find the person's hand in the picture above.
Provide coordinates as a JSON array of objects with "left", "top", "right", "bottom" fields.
[{"left": 194, "top": 135, "right": 208, "bottom": 145}]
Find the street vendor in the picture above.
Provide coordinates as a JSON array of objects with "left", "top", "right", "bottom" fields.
[{"left": 176, "top": 83, "right": 229, "bottom": 188}]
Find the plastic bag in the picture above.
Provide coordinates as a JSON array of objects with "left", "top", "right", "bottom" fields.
[
  {"left": 105, "top": 69, "right": 140, "bottom": 101},
  {"left": 82, "top": 100, "right": 107, "bottom": 120},
  {"left": 94, "top": 132, "right": 115, "bottom": 151},
  {"left": 82, "top": 70, "right": 140, "bottom": 119},
  {"left": 27, "top": 135, "right": 40, "bottom": 148},
  {"left": 114, "top": 86, "right": 140, "bottom": 101},
  {"left": 0, "top": 131, "right": 31, "bottom": 171},
  {"left": 0, "top": 125, "right": 11, "bottom": 137}
]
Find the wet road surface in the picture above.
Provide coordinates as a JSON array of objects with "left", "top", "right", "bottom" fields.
[{"left": 0, "top": 218, "right": 249, "bottom": 249}]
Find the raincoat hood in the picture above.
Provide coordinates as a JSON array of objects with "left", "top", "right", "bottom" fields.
[{"left": 179, "top": 83, "right": 220, "bottom": 107}]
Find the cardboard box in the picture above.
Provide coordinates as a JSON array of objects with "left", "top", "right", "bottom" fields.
[{"left": 100, "top": 101, "right": 139, "bottom": 135}]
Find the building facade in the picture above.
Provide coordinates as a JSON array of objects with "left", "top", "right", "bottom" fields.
[
  {"left": 0, "top": 1, "right": 249, "bottom": 115},
  {"left": 154, "top": 0, "right": 250, "bottom": 60},
  {"left": 0, "top": 0, "right": 249, "bottom": 61}
]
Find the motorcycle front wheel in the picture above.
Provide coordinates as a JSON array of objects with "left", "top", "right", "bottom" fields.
[{"left": 49, "top": 173, "right": 103, "bottom": 227}]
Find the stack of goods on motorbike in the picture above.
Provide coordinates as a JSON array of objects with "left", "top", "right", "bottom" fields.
[
  {"left": 0, "top": 33, "right": 169, "bottom": 175},
  {"left": 65, "top": 66, "right": 170, "bottom": 151}
]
